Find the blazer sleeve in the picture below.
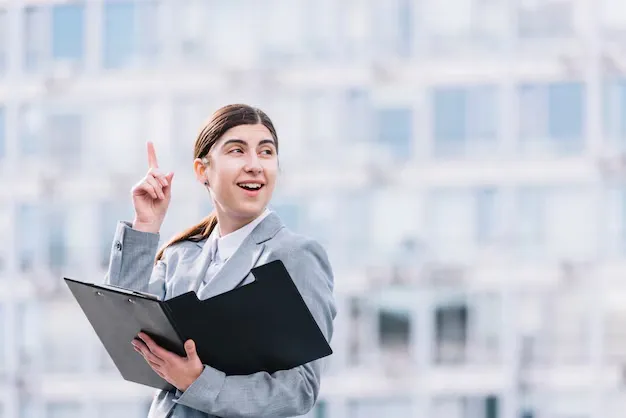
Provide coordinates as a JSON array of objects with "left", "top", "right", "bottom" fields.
[
  {"left": 103, "top": 221, "right": 167, "bottom": 300},
  {"left": 173, "top": 237, "right": 337, "bottom": 417}
]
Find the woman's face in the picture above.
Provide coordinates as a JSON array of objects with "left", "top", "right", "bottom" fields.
[{"left": 195, "top": 123, "right": 278, "bottom": 223}]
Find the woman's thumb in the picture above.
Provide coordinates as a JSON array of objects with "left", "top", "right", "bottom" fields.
[
  {"left": 185, "top": 340, "right": 197, "bottom": 358},
  {"left": 166, "top": 172, "right": 174, "bottom": 183}
]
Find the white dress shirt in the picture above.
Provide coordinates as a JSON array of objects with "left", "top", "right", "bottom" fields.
[{"left": 200, "top": 208, "right": 271, "bottom": 288}]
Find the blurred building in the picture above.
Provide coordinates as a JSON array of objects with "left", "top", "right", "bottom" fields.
[{"left": 2, "top": 0, "right": 626, "bottom": 417}]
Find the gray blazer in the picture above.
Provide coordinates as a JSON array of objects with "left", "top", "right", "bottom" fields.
[{"left": 103, "top": 212, "right": 336, "bottom": 418}]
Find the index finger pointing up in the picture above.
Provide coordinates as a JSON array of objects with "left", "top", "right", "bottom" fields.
[{"left": 147, "top": 141, "right": 159, "bottom": 169}]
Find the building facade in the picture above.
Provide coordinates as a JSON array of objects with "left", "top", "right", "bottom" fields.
[{"left": 2, "top": 0, "right": 626, "bottom": 417}]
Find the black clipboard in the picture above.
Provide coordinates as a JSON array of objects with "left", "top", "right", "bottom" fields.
[{"left": 63, "top": 260, "right": 333, "bottom": 391}]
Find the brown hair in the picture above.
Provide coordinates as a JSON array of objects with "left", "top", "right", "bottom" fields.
[{"left": 155, "top": 104, "right": 279, "bottom": 263}]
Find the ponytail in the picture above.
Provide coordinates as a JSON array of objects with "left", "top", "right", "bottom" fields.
[{"left": 154, "top": 211, "right": 218, "bottom": 264}]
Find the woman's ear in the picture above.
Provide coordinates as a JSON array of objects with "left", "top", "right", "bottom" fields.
[{"left": 193, "top": 157, "right": 209, "bottom": 185}]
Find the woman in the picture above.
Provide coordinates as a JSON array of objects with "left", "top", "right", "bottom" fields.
[{"left": 104, "top": 104, "right": 336, "bottom": 418}]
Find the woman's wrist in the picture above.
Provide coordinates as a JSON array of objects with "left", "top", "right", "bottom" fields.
[{"left": 132, "top": 219, "right": 161, "bottom": 234}]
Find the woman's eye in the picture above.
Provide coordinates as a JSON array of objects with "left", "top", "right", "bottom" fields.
[
  {"left": 261, "top": 149, "right": 274, "bottom": 155},
  {"left": 230, "top": 148, "right": 244, "bottom": 154}
]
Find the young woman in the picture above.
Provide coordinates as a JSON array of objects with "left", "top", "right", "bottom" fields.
[{"left": 104, "top": 104, "right": 336, "bottom": 418}]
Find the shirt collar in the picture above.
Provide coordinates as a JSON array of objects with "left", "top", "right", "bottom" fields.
[{"left": 207, "top": 208, "right": 272, "bottom": 261}]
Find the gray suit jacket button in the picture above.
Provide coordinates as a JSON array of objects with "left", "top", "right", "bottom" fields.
[{"left": 114, "top": 241, "right": 122, "bottom": 251}]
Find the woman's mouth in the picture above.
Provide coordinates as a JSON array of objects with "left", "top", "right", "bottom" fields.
[{"left": 237, "top": 183, "right": 264, "bottom": 196}]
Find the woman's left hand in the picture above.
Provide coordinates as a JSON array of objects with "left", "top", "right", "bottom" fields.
[{"left": 132, "top": 332, "right": 203, "bottom": 391}]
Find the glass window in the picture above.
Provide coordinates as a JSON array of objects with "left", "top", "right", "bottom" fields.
[
  {"left": 302, "top": 0, "right": 341, "bottom": 60},
  {"left": 515, "top": 187, "right": 545, "bottom": 258},
  {"left": 261, "top": 0, "right": 304, "bottom": 63},
  {"left": 47, "top": 112, "right": 83, "bottom": 169},
  {"left": 103, "top": 1, "right": 135, "bottom": 68},
  {"left": 0, "top": 204, "right": 9, "bottom": 273},
  {"left": 92, "top": 102, "right": 145, "bottom": 170},
  {"left": 99, "top": 200, "right": 132, "bottom": 269},
  {"left": 0, "top": 9, "right": 7, "bottom": 75},
  {"left": 46, "top": 206, "right": 67, "bottom": 271},
  {"left": 23, "top": 6, "right": 46, "bottom": 72},
  {"left": 52, "top": 3, "right": 85, "bottom": 62},
  {"left": 517, "top": 0, "right": 576, "bottom": 39},
  {"left": 518, "top": 82, "right": 585, "bottom": 156},
  {"left": 46, "top": 402, "right": 83, "bottom": 418},
  {"left": 603, "top": 78, "right": 626, "bottom": 147},
  {"left": 0, "top": 304, "right": 4, "bottom": 371},
  {"left": 96, "top": 402, "right": 147, "bottom": 418},
  {"left": 605, "top": 186, "right": 626, "bottom": 256},
  {"left": 0, "top": 106, "right": 5, "bottom": 159},
  {"left": 475, "top": 187, "right": 499, "bottom": 244},
  {"left": 349, "top": 398, "right": 413, "bottom": 417},
  {"left": 427, "top": 189, "right": 475, "bottom": 262},
  {"left": 599, "top": 0, "right": 626, "bottom": 37},
  {"left": 344, "top": 88, "right": 372, "bottom": 145},
  {"left": 15, "top": 302, "right": 40, "bottom": 371},
  {"left": 376, "top": 107, "right": 413, "bottom": 160},
  {"left": 370, "top": 0, "right": 413, "bottom": 58},
  {"left": 43, "top": 304, "right": 89, "bottom": 373},
  {"left": 16, "top": 203, "right": 41, "bottom": 272},
  {"left": 432, "top": 85, "right": 499, "bottom": 157},
  {"left": 102, "top": 0, "right": 161, "bottom": 68},
  {"left": 516, "top": 187, "right": 596, "bottom": 260},
  {"left": 175, "top": 0, "right": 210, "bottom": 61},
  {"left": 270, "top": 201, "right": 301, "bottom": 231},
  {"left": 18, "top": 105, "right": 44, "bottom": 157}
]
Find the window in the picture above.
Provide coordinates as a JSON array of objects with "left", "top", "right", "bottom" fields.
[
  {"left": 302, "top": 0, "right": 341, "bottom": 60},
  {"left": 603, "top": 78, "right": 626, "bottom": 147},
  {"left": 515, "top": 187, "right": 596, "bottom": 260},
  {"left": 99, "top": 200, "right": 131, "bottom": 269},
  {"left": 171, "top": 99, "right": 210, "bottom": 165},
  {"left": 174, "top": 0, "right": 210, "bottom": 61},
  {"left": 43, "top": 304, "right": 89, "bottom": 373},
  {"left": 605, "top": 186, "right": 626, "bottom": 257},
  {"left": 23, "top": 6, "right": 46, "bottom": 71},
  {"left": 376, "top": 107, "right": 413, "bottom": 161},
  {"left": 96, "top": 402, "right": 148, "bottom": 418},
  {"left": 15, "top": 302, "right": 40, "bottom": 371},
  {"left": 46, "top": 206, "right": 67, "bottom": 271},
  {"left": 432, "top": 85, "right": 499, "bottom": 158},
  {"left": 475, "top": 188, "right": 499, "bottom": 244},
  {"left": 48, "top": 112, "right": 83, "bottom": 169},
  {"left": 260, "top": 0, "right": 304, "bottom": 63},
  {"left": 518, "top": 82, "right": 585, "bottom": 156},
  {"left": 0, "top": 106, "right": 5, "bottom": 160},
  {"left": 16, "top": 203, "right": 40, "bottom": 272},
  {"left": 46, "top": 402, "right": 83, "bottom": 418},
  {"left": 0, "top": 9, "right": 7, "bottom": 74},
  {"left": 270, "top": 202, "right": 301, "bottom": 231},
  {"left": 92, "top": 102, "right": 146, "bottom": 170},
  {"left": 370, "top": 0, "right": 413, "bottom": 58},
  {"left": 517, "top": 0, "right": 577, "bottom": 39},
  {"left": 0, "top": 204, "right": 9, "bottom": 273},
  {"left": 103, "top": 0, "right": 161, "bottom": 69},
  {"left": 344, "top": 88, "right": 372, "bottom": 144},
  {"left": 0, "top": 304, "right": 4, "bottom": 371},
  {"left": 349, "top": 398, "right": 413, "bottom": 417},
  {"left": 18, "top": 105, "right": 43, "bottom": 157},
  {"left": 427, "top": 188, "right": 502, "bottom": 261},
  {"left": 600, "top": 0, "right": 626, "bottom": 37},
  {"left": 425, "top": 0, "right": 505, "bottom": 54},
  {"left": 23, "top": 4, "right": 85, "bottom": 72},
  {"left": 435, "top": 304, "right": 468, "bottom": 364},
  {"left": 52, "top": 3, "right": 85, "bottom": 62}
]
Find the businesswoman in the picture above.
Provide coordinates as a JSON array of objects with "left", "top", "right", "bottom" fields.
[{"left": 104, "top": 104, "right": 336, "bottom": 418}]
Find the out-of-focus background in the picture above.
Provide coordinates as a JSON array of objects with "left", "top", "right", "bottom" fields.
[{"left": 2, "top": 0, "right": 626, "bottom": 417}]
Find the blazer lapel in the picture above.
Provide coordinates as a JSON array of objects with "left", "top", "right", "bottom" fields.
[{"left": 197, "top": 212, "right": 284, "bottom": 300}]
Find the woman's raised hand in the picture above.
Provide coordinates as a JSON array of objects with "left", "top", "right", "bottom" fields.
[{"left": 131, "top": 141, "right": 174, "bottom": 233}]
